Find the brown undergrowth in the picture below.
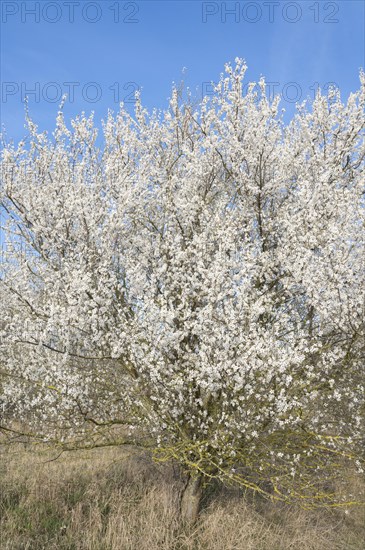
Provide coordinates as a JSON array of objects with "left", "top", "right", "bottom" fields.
[{"left": 0, "top": 443, "right": 364, "bottom": 550}]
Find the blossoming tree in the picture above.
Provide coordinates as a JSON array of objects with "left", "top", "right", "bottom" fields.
[{"left": 1, "top": 60, "right": 364, "bottom": 523}]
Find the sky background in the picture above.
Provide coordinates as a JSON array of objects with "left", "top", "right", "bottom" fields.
[{"left": 1, "top": 0, "right": 364, "bottom": 143}]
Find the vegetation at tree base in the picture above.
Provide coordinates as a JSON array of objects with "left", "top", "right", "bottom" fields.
[
  {"left": 0, "top": 60, "right": 364, "bottom": 525},
  {"left": 0, "top": 445, "right": 364, "bottom": 549}
]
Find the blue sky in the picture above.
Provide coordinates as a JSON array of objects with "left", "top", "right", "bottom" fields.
[{"left": 1, "top": 0, "right": 364, "bottom": 143}]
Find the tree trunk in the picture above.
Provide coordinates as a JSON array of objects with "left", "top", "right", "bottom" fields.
[{"left": 180, "top": 472, "right": 203, "bottom": 525}]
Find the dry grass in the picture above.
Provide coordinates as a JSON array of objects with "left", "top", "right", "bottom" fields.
[{"left": 0, "top": 444, "right": 364, "bottom": 550}]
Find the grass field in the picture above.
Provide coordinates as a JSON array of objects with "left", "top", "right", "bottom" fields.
[{"left": 0, "top": 444, "right": 364, "bottom": 549}]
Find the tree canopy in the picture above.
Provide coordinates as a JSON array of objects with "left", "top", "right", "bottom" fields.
[{"left": 1, "top": 60, "right": 364, "bottom": 517}]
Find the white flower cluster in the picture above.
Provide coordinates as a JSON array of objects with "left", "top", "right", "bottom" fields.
[{"left": 1, "top": 60, "right": 364, "bottom": 504}]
